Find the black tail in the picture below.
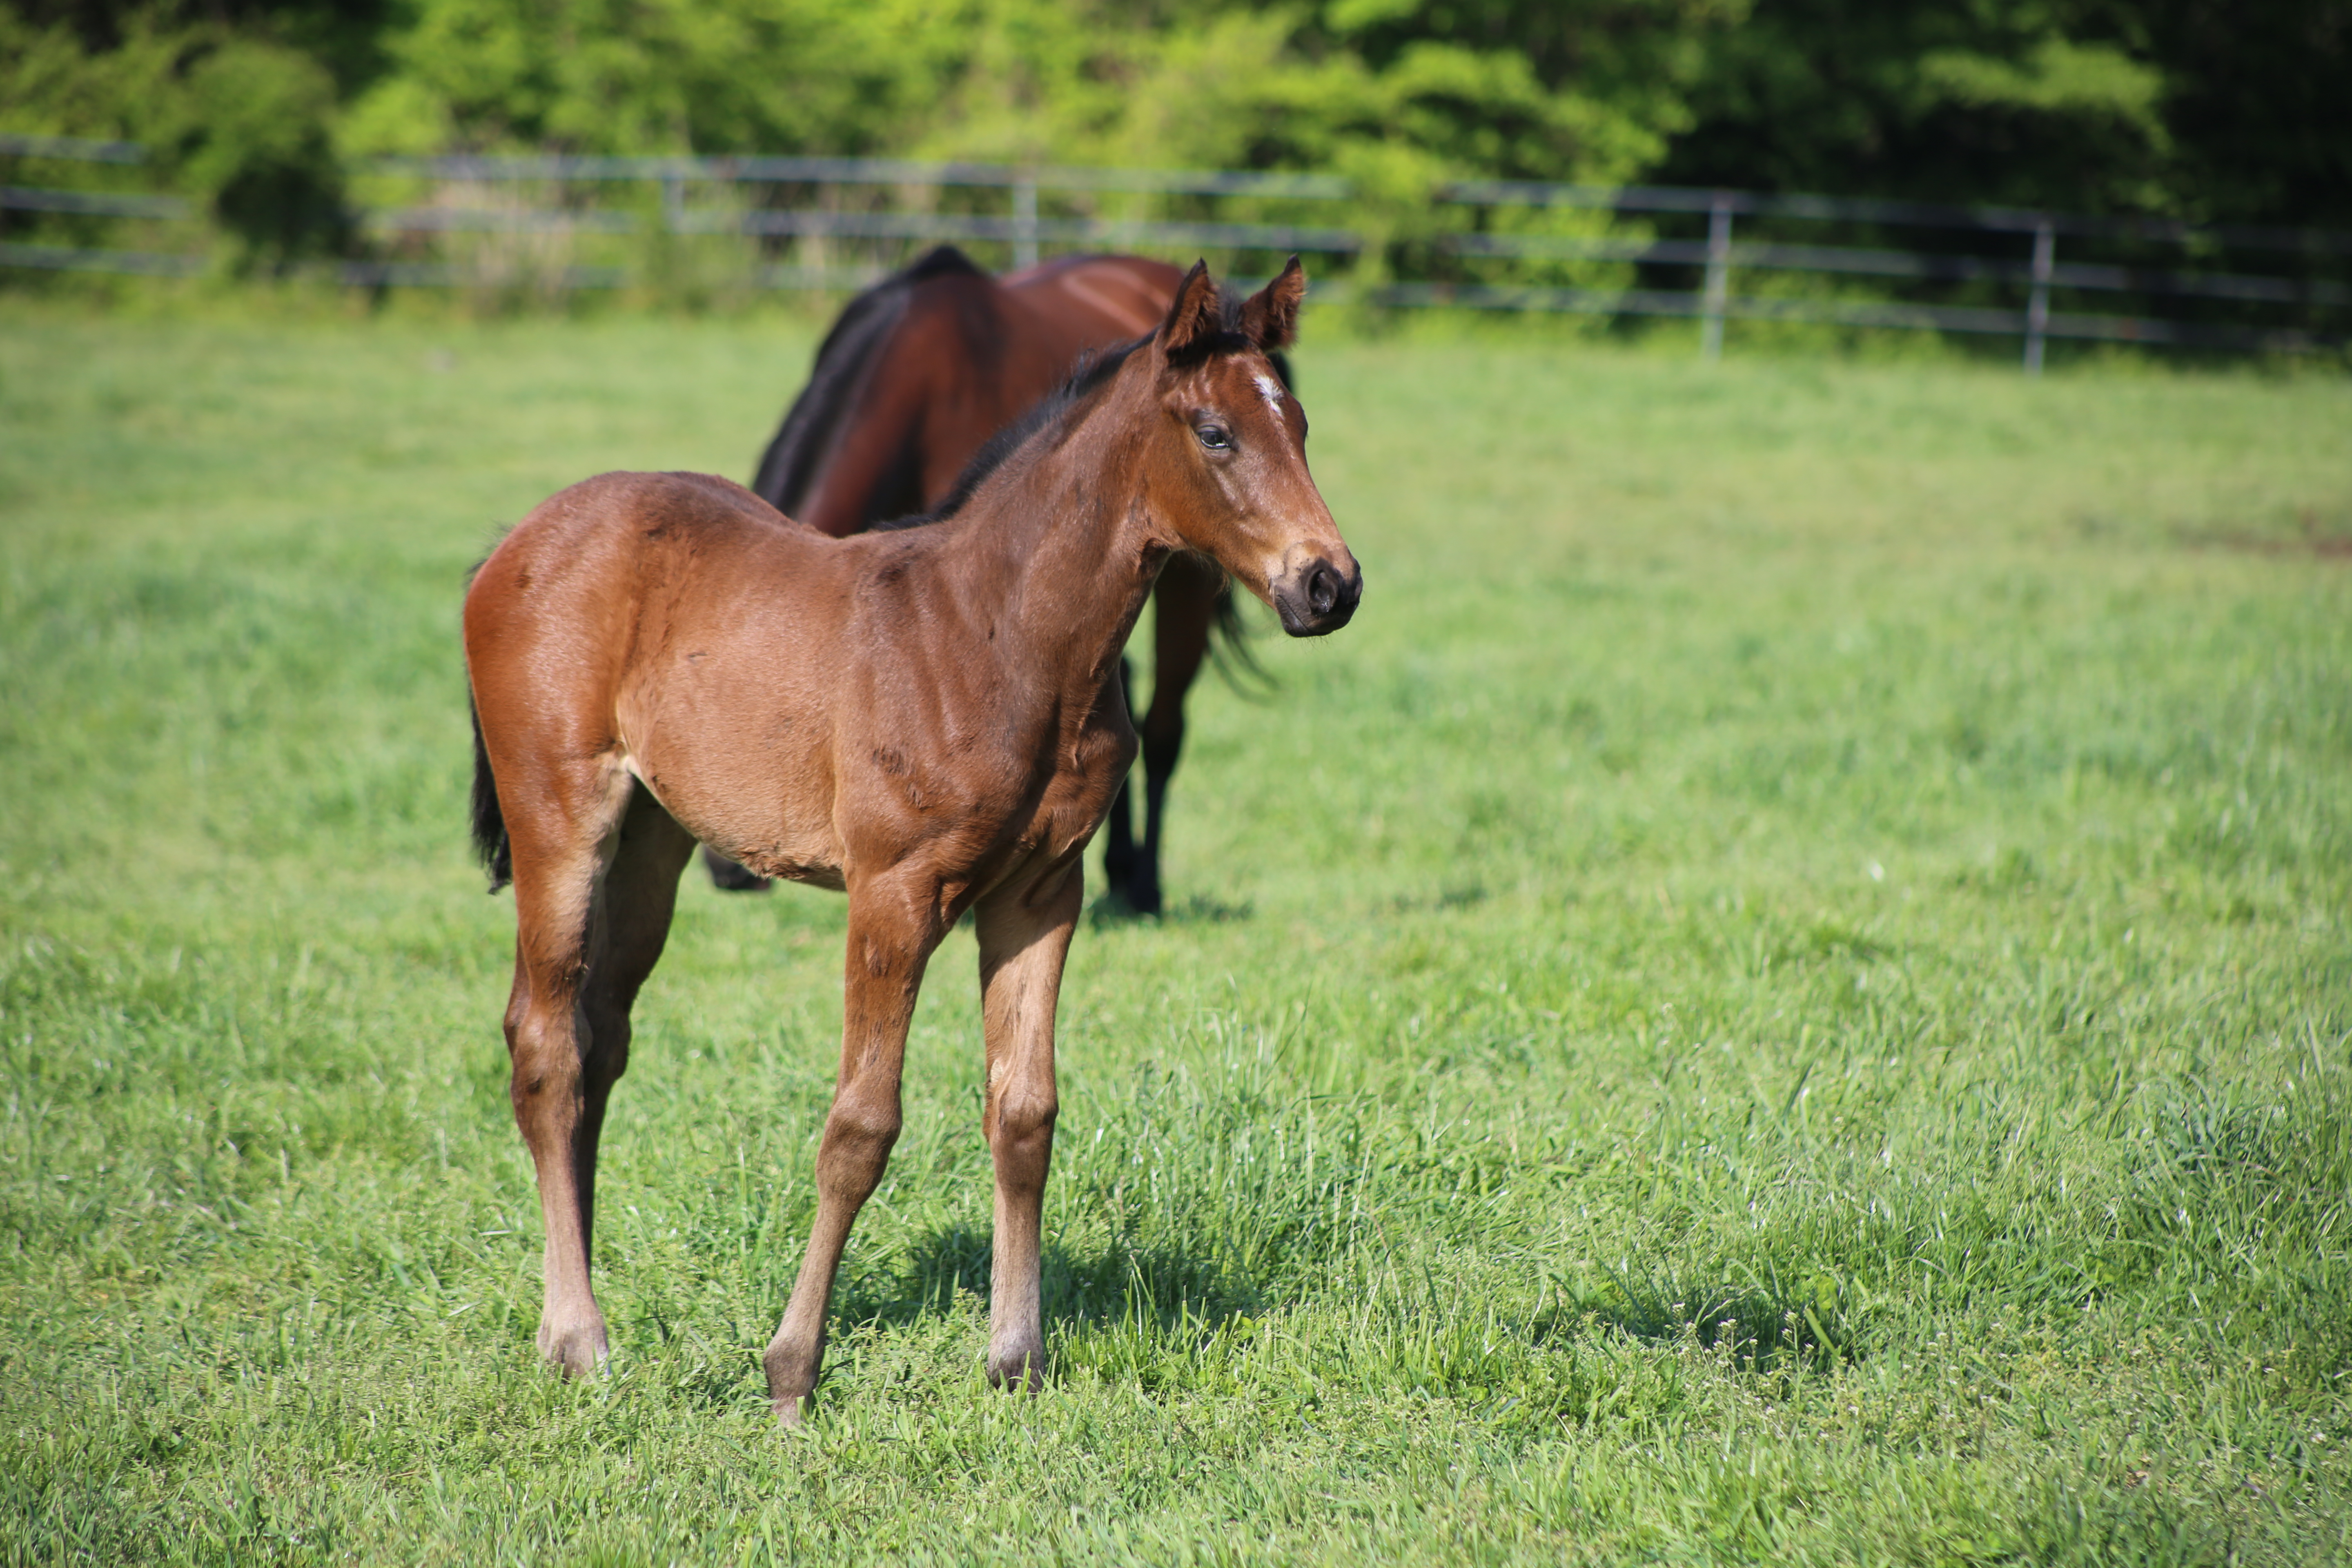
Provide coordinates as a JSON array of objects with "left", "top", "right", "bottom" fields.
[
  {"left": 749, "top": 244, "right": 986, "bottom": 513},
  {"left": 469, "top": 696, "right": 511, "bottom": 893},
  {"left": 1204, "top": 579, "right": 1272, "bottom": 695}
]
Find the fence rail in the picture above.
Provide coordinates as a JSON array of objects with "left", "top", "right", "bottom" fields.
[
  {"left": 1437, "top": 179, "right": 2352, "bottom": 254},
  {"left": 4, "top": 141, "right": 2345, "bottom": 368}
]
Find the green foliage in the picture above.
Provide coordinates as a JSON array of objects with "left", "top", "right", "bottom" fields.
[
  {"left": 1657, "top": 0, "right": 2352, "bottom": 225},
  {"left": 1, "top": 304, "right": 2348, "bottom": 1561},
  {"left": 0, "top": 5, "right": 348, "bottom": 268},
  {"left": 336, "top": 0, "right": 974, "bottom": 159},
  {"left": 327, "top": 0, "right": 1738, "bottom": 185},
  {"left": 2139, "top": 0, "right": 2352, "bottom": 229},
  {"left": 4, "top": 0, "right": 2344, "bottom": 287}
]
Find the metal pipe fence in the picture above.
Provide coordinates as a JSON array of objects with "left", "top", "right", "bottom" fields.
[{"left": 3, "top": 139, "right": 2345, "bottom": 368}]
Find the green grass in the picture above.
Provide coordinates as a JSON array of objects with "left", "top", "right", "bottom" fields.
[{"left": 2, "top": 301, "right": 2349, "bottom": 1564}]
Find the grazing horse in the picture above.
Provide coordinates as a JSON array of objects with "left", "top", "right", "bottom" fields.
[
  {"left": 464, "top": 261, "right": 1360, "bottom": 1425},
  {"left": 729, "top": 245, "right": 1273, "bottom": 914}
]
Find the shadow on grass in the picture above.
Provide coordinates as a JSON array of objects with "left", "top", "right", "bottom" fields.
[
  {"left": 1535, "top": 1263, "right": 1867, "bottom": 1373},
  {"left": 1087, "top": 892, "right": 1255, "bottom": 929},
  {"left": 1386, "top": 880, "right": 1488, "bottom": 915},
  {"left": 834, "top": 1223, "right": 1260, "bottom": 1340}
]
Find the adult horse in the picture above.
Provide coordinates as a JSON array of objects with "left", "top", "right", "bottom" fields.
[
  {"left": 724, "top": 244, "right": 1274, "bottom": 914},
  {"left": 465, "top": 261, "right": 1361, "bottom": 1425}
]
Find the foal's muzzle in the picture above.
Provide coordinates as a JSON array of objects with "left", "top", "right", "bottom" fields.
[{"left": 1274, "top": 557, "right": 1363, "bottom": 637}]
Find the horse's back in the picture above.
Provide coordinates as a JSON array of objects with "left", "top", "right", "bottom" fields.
[
  {"left": 491, "top": 467, "right": 805, "bottom": 570},
  {"left": 760, "top": 252, "right": 1182, "bottom": 534},
  {"left": 466, "top": 472, "right": 831, "bottom": 679},
  {"left": 466, "top": 470, "right": 862, "bottom": 879},
  {"left": 886, "top": 258, "right": 1180, "bottom": 506},
  {"left": 1003, "top": 254, "right": 1183, "bottom": 340}
]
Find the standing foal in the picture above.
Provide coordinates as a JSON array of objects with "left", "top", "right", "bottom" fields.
[
  {"left": 732, "top": 245, "right": 1251, "bottom": 913},
  {"left": 464, "top": 260, "right": 1361, "bottom": 1424}
]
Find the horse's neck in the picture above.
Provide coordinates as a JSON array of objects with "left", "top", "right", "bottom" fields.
[{"left": 946, "top": 411, "right": 1162, "bottom": 707}]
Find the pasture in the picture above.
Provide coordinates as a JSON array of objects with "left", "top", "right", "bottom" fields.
[{"left": 2, "top": 303, "right": 2348, "bottom": 1564}]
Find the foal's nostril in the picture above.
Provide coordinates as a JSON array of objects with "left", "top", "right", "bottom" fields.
[{"left": 1307, "top": 563, "right": 1341, "bottom": 616}]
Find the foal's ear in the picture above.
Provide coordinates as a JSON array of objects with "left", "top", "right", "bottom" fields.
[
  {"left": 1158, "top": 260, "right": 1220, "bottom": 356},
  {"left": 1241, "top": 256, "right": 1306, "bottom": 351}
]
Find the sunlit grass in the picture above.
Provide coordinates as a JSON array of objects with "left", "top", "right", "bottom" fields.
[{"left": 2, "top": 303, "right": 2348, "bottom": 1563}]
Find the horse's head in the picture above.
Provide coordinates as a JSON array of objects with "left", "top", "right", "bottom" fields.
[{"left": 1143, "top": 258, "right": 1361, "bottom": 637}]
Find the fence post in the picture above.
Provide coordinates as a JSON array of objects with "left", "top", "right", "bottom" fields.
[
  {"left": 661, "top": 174, "right": 684, "bottom": 234},
  {"left": 2024, "top": 220, "right": 2054, "bottom": 375},
  {"left": 1012, "top": 174, "right": 1039, "bottom": 270},
  {"left": 1700, "top": 194, "right": 1733, "bottom": 361}
]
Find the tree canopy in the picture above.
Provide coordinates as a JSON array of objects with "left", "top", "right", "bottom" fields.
[{"left": 2, "top": 0, "right": 2344, "bottom": 265}]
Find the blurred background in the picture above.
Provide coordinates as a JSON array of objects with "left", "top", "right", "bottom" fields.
[
  {"left": 4, "top": 0, "right": 2347, "bottom": 354},
  {"left": 7, "top": 6, "right": 2352, "bottom": 1560}
]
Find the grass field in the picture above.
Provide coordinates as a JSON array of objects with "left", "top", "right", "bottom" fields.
[{"left": 3, "top": 301, "right": 2350, "bottom": 1565}]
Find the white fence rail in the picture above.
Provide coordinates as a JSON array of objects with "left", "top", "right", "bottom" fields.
[{"left": 4, "top": 139, "right": 2346, "bottom": 369}]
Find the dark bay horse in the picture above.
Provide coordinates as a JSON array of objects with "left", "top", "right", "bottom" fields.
[
  {"left": 464, "top": 261, "right": 1361, "bottom": 1425},
  {"left": 731, "top": 245, "right": 1274, "bottom": 914}
]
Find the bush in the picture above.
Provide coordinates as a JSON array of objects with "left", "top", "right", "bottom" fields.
[{"left": 0, "top": 6, "right": 351, "bottom": 270}]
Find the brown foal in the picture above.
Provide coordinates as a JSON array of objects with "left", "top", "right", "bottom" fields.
[
  {"left": 463, "top": 260, "right": 1360, "bottom": 1424},
  {"left": 733, "top": 246, "right": 1258, "bottom": 913}
]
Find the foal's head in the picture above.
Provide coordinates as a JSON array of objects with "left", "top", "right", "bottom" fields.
[{"left": 1141, "top": 259, "right": 1361, "bottom": 637}]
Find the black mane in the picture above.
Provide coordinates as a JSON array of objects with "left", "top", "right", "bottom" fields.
[
  {"left": 871, "top": 335, "right": 1149, "bottom": 530},
  {"left": 871, "top": 280, "right": 1296, "bottom": 533},
  {"left": 748, "top": 245, "right": 987, "bottom": 515}
]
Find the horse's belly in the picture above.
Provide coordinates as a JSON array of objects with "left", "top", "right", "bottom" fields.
[
  {"left": 742, "top": 848, "right": 848, "bottom": 892},
  {"left": 615, "top": 655, "right": 846, "bottom": 889}
]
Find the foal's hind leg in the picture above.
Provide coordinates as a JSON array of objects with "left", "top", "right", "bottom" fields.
[
  {"left": 572, "top": 788, "right": 696, "bottom": 1298},
  {"left": 974, "top": 860, "right": 1083, "bottom": 1389},
  {"left": 503, "top": 771, "right": 693, "bottom": 1376}
]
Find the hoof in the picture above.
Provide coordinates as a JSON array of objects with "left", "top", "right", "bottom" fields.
[
  {"left": 763, "top": 1340, "right": 818, "bottom": 1428},
  {"left": 1123, "top": 874, "right": 1163, "bottom": 918},
  {"left": 703, "top": 846, "right": 772, "bottom": 893},
  {"left": 536, "top": 1317, "right": 609, "bottom": 1379},
  {"left": 986, "top": 1343, "right": 1046, "bottom": 1392}
]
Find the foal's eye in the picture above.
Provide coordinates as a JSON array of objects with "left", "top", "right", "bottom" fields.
[{"left": 1195, "top": 423, "right": 1231, "bottom": 451}]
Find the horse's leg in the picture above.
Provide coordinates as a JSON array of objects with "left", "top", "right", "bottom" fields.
[
  {"left": 702, "top": 842, "right": 771, "bottom": 893},
  {"left": 572, "top": 786, "right": 697, "bottom": 1278},
  {"left": 1100, "top": 657, "right": 1139, "bottom": 898},
  {"left": 499, "top": 761, "right": 646, "bottom": 1376},
  {"left": 1129, "top": 555, "right": 1220, "bottom": 915},
  {"left": 973, "top": 860, "right": 1083, "bottom": 1389},
  {"left": 763, "top": 875, "right": 940, "bottom": 1425}
]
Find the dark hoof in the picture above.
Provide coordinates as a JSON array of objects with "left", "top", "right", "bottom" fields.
[
  {"left": 1124, "top": 871, "right": 1163, "bottom": 918},
  {"left": 703, "top": 845, "right": 771, "bottom": 892}
]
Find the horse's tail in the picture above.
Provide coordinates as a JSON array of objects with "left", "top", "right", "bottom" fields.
[
  {"left": 1206, "top": 580, "right": 1273, "bottom": 693},
  {"left": 750, "top": 245, "right": 987, "bottom": 512},
  {"left": 469, "top": 694, "right": 512, "bottom": 893}
]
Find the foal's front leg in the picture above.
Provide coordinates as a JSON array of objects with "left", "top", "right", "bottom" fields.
[
  {"left": 974, "top": 861, "right": 1083, "bottom": 1389},
  {"left": 764, "top": 880, "right": 940, "bottom": 1426}
]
